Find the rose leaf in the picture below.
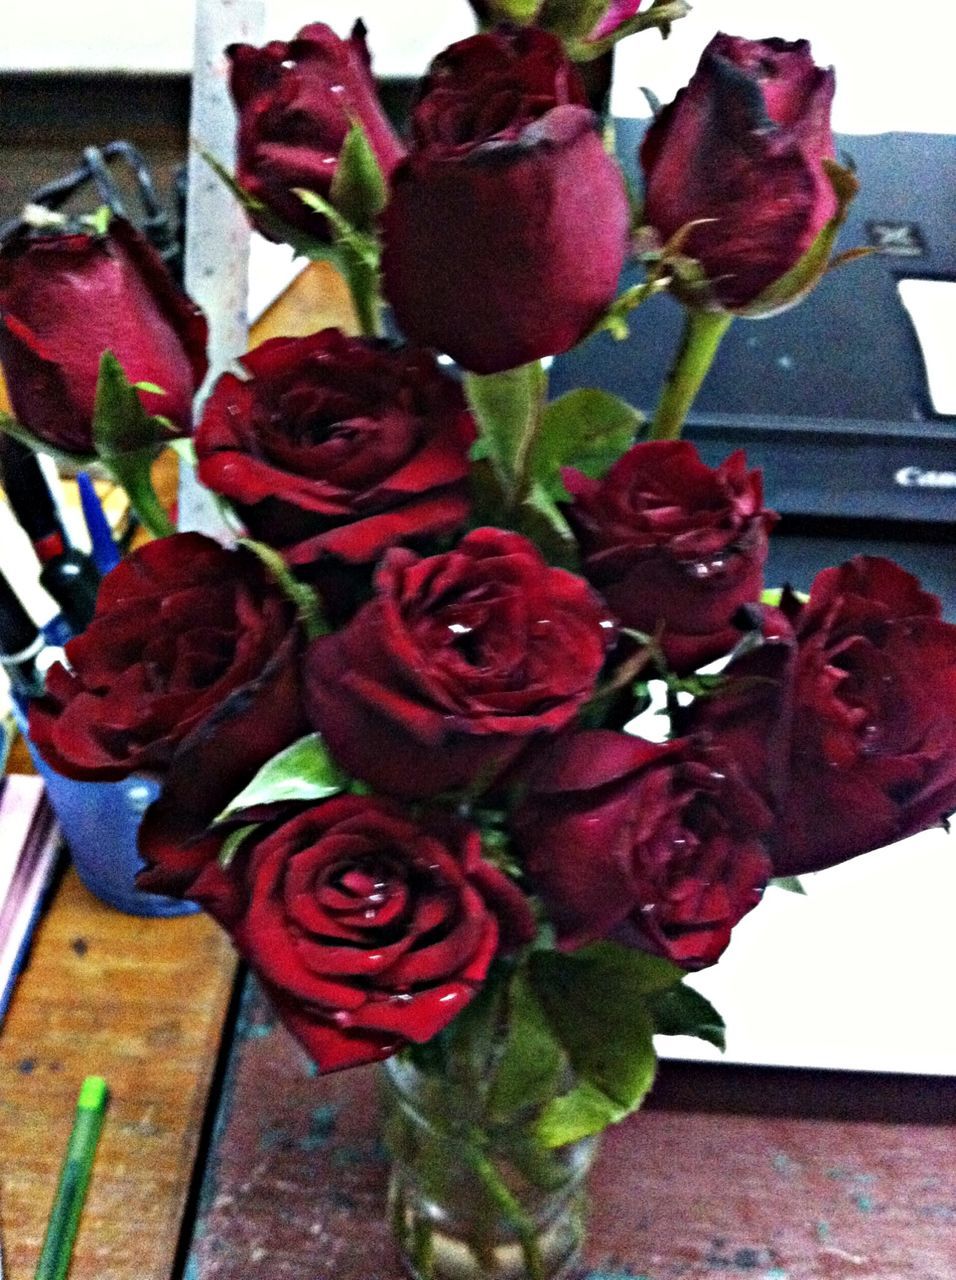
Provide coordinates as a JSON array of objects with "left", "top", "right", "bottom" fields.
[
  {"left": 534, "top": 389, "right": 642, "bottom": 497},
  {"left": 488, "top": 968, "right": 565, "bottom": 1122},
  {"left": 215, "top": 733, "right": 348, "bottom": 823},
  {"left": 645, "top": 981, "right": 726, "bottom": 1050},
  {"left": 218, "top": 822, "right": 261, "bottom": 871},
  {"left": 528, "top": 942, "right": 678, "bottom": 1145}
]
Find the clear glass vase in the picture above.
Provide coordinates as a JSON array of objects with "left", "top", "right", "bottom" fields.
[{"left": 380, "top": 1053, "right": 598, "bottom": 1280}]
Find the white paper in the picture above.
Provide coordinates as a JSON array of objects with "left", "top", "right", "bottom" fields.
[{"left": 897, "top": 279, "right": 956, "bottom": 417}]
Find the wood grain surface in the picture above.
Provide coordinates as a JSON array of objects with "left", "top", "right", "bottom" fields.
[
  {"left": 186, "top": 979, "right": 956, "bottom": 1280},
  {"left": 0, "top": 869, "right": 237, "bottom": 1280}
]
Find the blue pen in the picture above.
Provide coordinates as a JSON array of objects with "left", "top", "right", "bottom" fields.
[{"left": 76, "top": 473, "right": 121, "bottom": 575}]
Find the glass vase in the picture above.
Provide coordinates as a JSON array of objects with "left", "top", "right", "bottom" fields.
[{"left": 380, "top": 1053, "right": 598, "bottom": 1280}]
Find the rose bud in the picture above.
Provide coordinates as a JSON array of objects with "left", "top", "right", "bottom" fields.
[
  {"left": 228, "top": 21, "right": 404, "bottom": 242},
  {"left": 772, "top": 557, "right": 956, "bottom": 875},
  {"left": 29, "top": 533, "right": 303, "bottom": 783},
  {"left": 195, "top": 330, "right": 475, "bottom": 569},
  {"left": 512, "top": 729, "right": 773, "bottom": 968},
  {"left": 221, "top": 797, "right": 534, "bottom": 1072},
  {"left": 305, "top": 528, "right": 616, "bottom": 799},
  {"left": 468, "top": 0, "right": 643, "bottom": 44},
  {"left": 640, "top": 34, "right": 848, "bottom": 315},
  {"left": 380, "top": 27, "right": 630, "bottom": 374},
  {"left": 565, "top": 440, "right": 776, "bottom": 672},
  {"left": 0, "top": 218, "right": 207, "bottom": 456}
]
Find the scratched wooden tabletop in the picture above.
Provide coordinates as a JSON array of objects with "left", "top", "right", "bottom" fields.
[{"left": 185, "top": 979, "right": 956, "bottom": 1280}]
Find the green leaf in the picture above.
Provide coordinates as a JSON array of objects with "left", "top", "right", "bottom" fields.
[
  {"left": 463, "top": 363, "right": 548, "bottom": 499},
  {"left": 329, "top": 119, "right": 387, "bottom": 231},
  {"left": 646, "top": 982, "right": 726, "bottom": 1050},
  {"left": 529, "top": 942, "right": 679, "bottom": 1145},
  {"left": 216, "top": 733, "right": 348, "bottom": 823},
  {"left": 92, "top": 352, "right": 176, "bottom": 537},
  {"left": 294, "top": 189, "right": 379, "bottom": 270},
  {"left": 770, "top": 875, "right": 806, "bottom": 896},
  {"left": 238, "top": 538, "right": 328, "bottom": 639},
  {"left": 533, "top": 389, "right": 641, "bottom": 496},
  {"left": 537, "top": 1080, "right": 629, "bottom": 1147},
  {"left": 566, "top": 0, "right": 691, "bottom": 60},
  {"left": 488, "top": 969, "right": 565, "bottom": 1121},
  {"left": 539, "top": 0, "right": 609, "bottom": 40},
  {"left": 218, "top": 822, "right": 261, "bottom": 870}
]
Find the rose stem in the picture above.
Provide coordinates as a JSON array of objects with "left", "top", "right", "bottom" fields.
[
  {"left": 339, "top": 241, "right": 381, "bottom": 338},
  {"left": 461, "top": 1133, "right": 546, "bottom": 1280},
  {"left": 648, "top": 308, "right": 732, "bottom": 441}
]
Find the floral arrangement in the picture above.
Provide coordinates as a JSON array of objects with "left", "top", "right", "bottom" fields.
[{"left": 2, "top": 5, "right": 956, "bottom": 1277}]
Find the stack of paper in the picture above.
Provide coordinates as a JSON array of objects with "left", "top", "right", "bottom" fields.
[{"left": 0, "top": 774, "right": 61, "bottom": 1023}]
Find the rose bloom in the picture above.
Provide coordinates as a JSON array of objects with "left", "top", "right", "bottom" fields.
[
  {"left": 29, "top": 534, "right": 302, "bottom": 783},
  {"left": 772, "top": 557, "right": 956, "bottom": 875},
  {"left": 228, "top": 21, "right": 404, "bottom": 241},
  {"left": 219, "top": 797, "right": 534, "bottom": 1071},
  {"left": 305, "top": 528, "right": 616, "bottom": 798},
  {"left": 380, "top": 27, "right": 630, "bottom": 374},
  {"left": 640, "top": 34, "right": 837, "bottom": 312},
  {"left": 0, "top": 219, "right": 207, "bottom": 456},
  {"left": 565, "top": 441, "right": 775, "bottom": 672},
  {"left": 195, "top": 330, "right": 475, "bottom": 568},
  {"left": 512, "top": 729, "right": 772, "bottom": 969}
]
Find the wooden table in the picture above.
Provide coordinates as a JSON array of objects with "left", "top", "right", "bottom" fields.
[{"left": 182, "top": 979, "right": 956, "bottom": 1280}]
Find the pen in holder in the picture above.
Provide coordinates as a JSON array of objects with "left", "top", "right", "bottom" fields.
[{"left": 12, "top": 702, "right": 197, "bottom": 918}]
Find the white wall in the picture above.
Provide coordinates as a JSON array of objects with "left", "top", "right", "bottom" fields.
[{"left": 3, "top": 1, "right": 955, "bottom": 132}]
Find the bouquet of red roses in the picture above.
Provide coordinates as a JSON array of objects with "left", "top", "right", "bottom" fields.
[{"left": 2, "top": 8, "right": 955, "bottom": 1278}]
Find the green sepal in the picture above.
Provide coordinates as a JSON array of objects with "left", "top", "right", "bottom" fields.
[
  {"left": 80, "top": 205, "right": 113, "bottom": 237},
  {"left": 566, "top": 0, "right": 691, "bottom": 60},
  {"left": 529, "top": 943, "right": 682, "bottom": 1145},
  {"left": 329, "top": 119, "right": 388, "bottom": 232},
  {"left": 481, "top": 0, "right": 542, "bottom": 23},
  {"left": 770, "top": 875, "right": 806, "bottom": 896},
  {"left": 646, "top": 981, "right": 726, "bottom": 1050},
  {"left": 216, "top": 733, "right": 348, "bottom": 823},
  {"left": 218, "top": 822, "right": 261, "bottom": 870},
  {"left": 590, "top": 277, "right": 669, "bottom": 341},
  {"left": 294, "top": 188, "right": 382, "bottom": 336},
  {"left": 92, "top": 351, "right": 176, "bottom": 537},
  {"left": 237, "top": 538, "right": 328, "bottom": 639},
  {"left": 199, "top": 147, "right": 344, "bottom": 264}
]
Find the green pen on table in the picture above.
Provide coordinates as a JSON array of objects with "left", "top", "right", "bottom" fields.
[{"left": 34, "top": 1076, "right": 108, "bottom": 1280}]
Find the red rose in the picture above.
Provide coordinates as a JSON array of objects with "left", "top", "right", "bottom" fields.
[
  {"left": 565, "top": 441, "right": 775, "bottom": 672},
  {"left": 0, "top": 219, "right": 207, "bottom": 456},
  {"left": 773, "top": 557, "right": 956, "bottom": 874},
  {"left": 380, "top": 28, "right": 630, "bottom": 374},
  {"left": 228, "top": 21, "right": 404, "bottom": 242},
  {"left": 304, "top": 528, "right": 616, "bottom": 798},
  {"left": 195, "top": 330, "right": 475, "bottom": 568},
  {"left": 222, "top": 797, "right": 534, "bottom": 1071},
  {"left": 640, "top": 34, "right": 838, "bottom": 312},
  {"left": 512, "top": 729, "right": 772, "bottom": 968},
  {"left": 29, "top": 534, "right": 302, "bottom": 782}
]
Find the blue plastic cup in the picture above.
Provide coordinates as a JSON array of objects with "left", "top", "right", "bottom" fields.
[{"left": 13, "top": 703, "right": 197, "bottom": 918}]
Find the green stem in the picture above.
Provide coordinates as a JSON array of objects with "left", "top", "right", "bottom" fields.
[
  {"left": 340, "top": 241, "right": 380, "bottom": 338},
  {"left": 461, "top": 1135, "right": 546, "bottom": 1280},
  {"left": 648, "top": 309, "right": 732, "bottom": 441}
]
